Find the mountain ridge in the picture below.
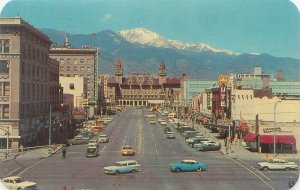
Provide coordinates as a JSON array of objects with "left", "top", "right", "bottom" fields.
[{"left": 42, "top": 28, "right": 300, "bottom": 81}]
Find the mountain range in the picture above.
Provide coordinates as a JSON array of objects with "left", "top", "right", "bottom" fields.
[{"left": 42, "top": 28, "right": 300, "bottom": 81}]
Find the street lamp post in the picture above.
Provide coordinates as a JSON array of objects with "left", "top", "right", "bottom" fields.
[
  {"left": 49, "top": 105, "right": 52, "bottom": 153},
  {"left": 273, "top": 100, "right": 281, "bottom": 157}
]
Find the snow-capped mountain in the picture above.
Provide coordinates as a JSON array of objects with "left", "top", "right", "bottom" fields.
[{"left": 119, "top": 28, "right": 235, "bottom": 55}]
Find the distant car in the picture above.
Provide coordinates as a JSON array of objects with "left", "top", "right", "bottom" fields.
[
  {"left": 160, "top": 120, "right": 167, "bottom": 125},
  {"left": 163, "top": 127, "right": 171, "bottom": 134},
  {"left": 86, "top": 146, "right": 100, "bottom": 157},
  {"left": 87, "top": 139, "right": 99, "bottom": 147},
  {"left": 169, "top": 160, "right": 207, "bottom": 172},
  {"left": 121, "top": 145, "right": 135, "bottom": 156},
  {"left": 257, "top": 159, "right": 298, "bottom": 171},
  {"left": 104, "top": 160, "right": 141, "bottom": 175},
  {"left": 195, "top": 141, "right": 221, "bottom": 151},
  {"left": 187, "top": 136, "right": 210, "bottom": 147},
  {"left": 157, "top": 118, "right": 164, "bottom": 123},
  {"left": 165, "top": 131, "right": 176, "bottom": 139},
  {"left": 1, "top": 176, "right": 38, "bottom": 190},
  {"left": 68, "top": 136, "right": 89, "bottom": 145},
  {"left": 149, "top": 119, "right": 157, "bottom": 124},
  {"left": 98, "top": 134, "right": 109, "bottom": 143}
]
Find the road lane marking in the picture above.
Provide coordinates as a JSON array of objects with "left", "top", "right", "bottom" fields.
[
  {"left": 4, "top": 167, "right": 21, "bottom": 177},
  {"left": 136, "top": 119, "right": 143, "bottom": 154},
  {"left": 17, "top": 159, "right": 45, "bottom": 176},
  {"left": 229, "top": 157, "right": 275, "bottom": 190},
  {"left": 101, "top": 146, "right": 106, "bottom": 152},
  {"left": 154, "top": 143, "right": 158, "bottom": 154}
]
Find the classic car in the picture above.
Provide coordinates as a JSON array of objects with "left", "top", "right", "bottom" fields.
[
  {"left": 68, "top": 136, "right": 89, "bottom": 145},
  {"left": 149, "top": 119, "right": 157, "bottom": 124},
  {"left": 121, "top": 145, "right": 135, "bottom": 156},
  {"left": 187, "top": 136, "right": 210, "bottom": 147},
  {"left": 195, "top": 141, "right": 221, "bottom": 151},
  {"left": 169, "top": 160, "right": 207, "bottom": 172},
  {"left": 98, "top": 134, "right": 109, "bottom": 143},
  {"left": 160, "top": 120, "right": 167, "bottom": 125},
  {"left": 164, "top": 127, "right": 171, "bottom": 134},
  {"left": 1, "top": 176, "right": 38, "bottom": 190},
  {"left": 165, "top": 131, "right": 176, "bottom": 139},
  {"left": 87, "top": 139, "right": 99, "bottom": 147},
  {"left": 85, "top": 146, "right": 100, "bottom": 157},
  {"left": 104, "top": 160, "right": 141, "bottom": 174},
  {"left": 257, "top": 159, "right": 298, "bottom": 171}
]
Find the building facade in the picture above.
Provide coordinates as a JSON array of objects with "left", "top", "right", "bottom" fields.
[
  {"left": 0, "top": 17, "right": 60, "bottom": 148},
  {"left": 50, "top": 38, "right": 99, "bottom": 118},
  {"left": 100, "top": 60, "right": 181, "bottom": 109}
]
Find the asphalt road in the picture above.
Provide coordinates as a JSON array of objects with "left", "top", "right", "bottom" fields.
[{"left": 0, "top": 107, "right": 299, "bottom": 190}]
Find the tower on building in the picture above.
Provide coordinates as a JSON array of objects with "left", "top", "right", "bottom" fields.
[
  {"left": 158, "top": 60, "right": 167, "bottom": 83},
  {"left": 64, "top": 34, "right": 71, "bottom": 49},
  {"left": 115, "top": 59, "right": 123, "bottom": 83},
  {"left": 276, "top": 70, "right": 285, "bottom": 81}
]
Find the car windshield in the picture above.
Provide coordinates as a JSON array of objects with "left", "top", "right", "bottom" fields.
[
  {"left": 100, "top": 135, "right": 107, "bottom": 138},
  {"left": 87, "top": 148, "right": 96, "bottom": 153},
  {"left": 14, "top": 178, "right": 25, "bottom": 183},
  {"left": 123, "top": 147, "right": 132, "bottom": 149}
]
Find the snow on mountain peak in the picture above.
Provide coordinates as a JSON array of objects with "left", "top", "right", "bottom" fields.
[{"left": 118, "top": 28, "right": 234, "bottom": 55}]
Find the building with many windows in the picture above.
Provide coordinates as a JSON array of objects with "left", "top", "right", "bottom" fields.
[
  {"left": 0, "top": 17, "right": 60, "bottom": 148},
  {"left": 50, "top": 37, "right": 99, "bottom": 118},
  {"left": 100, "top": 60, "right": 181, "bottom": 109}
]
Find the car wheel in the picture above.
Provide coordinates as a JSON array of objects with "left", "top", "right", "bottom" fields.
[
  {"left": 262, "top": 167, "right": 269, "bottom": 171},
  {"left": 175, "top": 168, "right": 181, "bottom": 172},
  {"left": 196, "top": 167, "right": 202, "bottom": 172},
  {"left": 132, "top": 169, "right": 136, "bottom": 173},
  {"left": 115, "top": 170, "right": 120, "bottom": 175},
  {"left": 285, "top": 167, "right": 291, "bottom": 171}
]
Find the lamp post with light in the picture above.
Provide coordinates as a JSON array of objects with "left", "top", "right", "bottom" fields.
[{"left": 273, "top": 99, "right": 281, "bottom": 157}]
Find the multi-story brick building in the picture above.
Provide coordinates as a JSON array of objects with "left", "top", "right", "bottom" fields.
[
  {"left": 0, "top": 17, "right": 60, "bottom": 148},
  {"left": 49, "top": 37, "right": 99, "bottom": 118},
  {"left": 100, "top": 60, "right": 181, "bottom": 109}
]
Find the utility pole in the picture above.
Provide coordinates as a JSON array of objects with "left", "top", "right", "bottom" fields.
[{"left": 49, "top": 105, "right": 52, "bottom": 153}]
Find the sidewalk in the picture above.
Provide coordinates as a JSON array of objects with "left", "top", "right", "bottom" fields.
[
  {"left": 0, "top": 145, "right": 64, "bottom": 162},
  {"left": 188, "top": 121, "right": 300, "bottom": 162}
]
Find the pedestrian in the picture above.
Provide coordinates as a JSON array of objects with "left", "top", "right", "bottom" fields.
[
  {"left": 224, "top": 138, "right": 227, "bottom": 147},
  {"left": 62, "top": 146, "right": 67, "bottom": 159},
  {"left": 289, "top": 177, "right": 295, "bottom": 188},
  {"left": 20, "top": 145, "right": 24, "bottom": 154}
]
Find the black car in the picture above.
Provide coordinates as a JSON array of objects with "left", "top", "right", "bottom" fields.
[
  {"left": 164, "top": 127, "right": 171, "bottom": 134},
  {"left": 177, "top": 127, "right": 196, "bottom": 134}
]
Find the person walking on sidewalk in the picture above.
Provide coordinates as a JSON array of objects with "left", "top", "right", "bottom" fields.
[{"left": 62, "top": 146, "right": 67, "bottom": 159}]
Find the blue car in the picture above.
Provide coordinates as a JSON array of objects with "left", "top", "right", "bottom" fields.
[
  {"left": 169, "top": 160, "right": 207, "bottom": 172},
  {"left": 104, "top": 160, "right": 141, "bottom": 175}
]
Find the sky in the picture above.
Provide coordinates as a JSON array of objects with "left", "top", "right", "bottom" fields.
[{"left": 0, "top": 0, "right": 300, "bottom": 59}]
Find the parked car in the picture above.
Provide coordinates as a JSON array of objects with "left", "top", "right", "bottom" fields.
[
  {"left": 121, "top": 145, "right": 135, "bottom": 156},
  {"left": 86, "top": 146, "right": 100, "bottom": 157},
  {"left": 160, "top": 120, "right": 167, "bottom": 125},
  {"left": 164, "top": 127, "right": 171, "bottom": 134},
  {"left": 178, "top": 127, "right": 195, "bottom": 134},
  {"left": 98, "top": 134, "right": 109, "bottom": 143},
  {"left": 104, "top": 160, "right": 141, "bottom": 174},
  {"left": 169, "top": 160, "right": 207, "bottom": 172},
  {"left": 157, "top": 118, "right": 164, "bottom": 123},
  {"left": 149, "top": 119, "right": 157, "bottom": 124},
  {"left": 187, "top": 136, "right": 210, "bottom": 147},
  {"left": 257, "top": 159, "right": 298, "bottom": 171},
  {"left": 195, "top": 141, "right": 221, "bottom": 151},
  {"left": 165, "top": 131, "right": 176, "bottom": 139},
  {"left": 68, "top": 136, "right": 89, "bottom": 145},
  {"left": 1, "top": 176, "right": 38, "bottom": 190}
]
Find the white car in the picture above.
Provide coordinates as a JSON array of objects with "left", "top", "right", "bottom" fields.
[
  {"left": 166, "top": 132, "right": 176, "bottom": 139},
  {"left": 258, "top": 159, "right": 298, "bottom": 171},
  {"left": 98, "top": 135, "right": 109, "bottom": 143},
  {"left": 1, "top": 176, "right": 38, "bottom": 190},
  {"left": 87, "top": 139, "right": 99, "bottom": 147}
]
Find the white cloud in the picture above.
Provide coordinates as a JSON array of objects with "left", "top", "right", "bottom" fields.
[
  {"left": 290, "top": 0, "right": 300, "bottom": 12},
  {"left": 0, "top": 0, "right": 11, "bottom": 14},
  {"left": 103, "top": 14, "right": 112, "bottom": 21}
]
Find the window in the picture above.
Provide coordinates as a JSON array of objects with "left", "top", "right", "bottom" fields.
[
  {"left": 67, "top": 59, "right": 71, "bottom": 64},
  {"left": 3, "top": 104, "right": 9, "bottom": 119},
  {"left": 3, "top": 82, "right": 10, "bottom": 96},
  {"left": 80, "top": 59, "right": 84, "bottom": 64},
  {"left": 66, "top": 66, "right": 70, "bottom": 71},
  {"left": 80, "top": 67, "right": 84, "bottom": 71},
  {"left": 74, "top": 59, "right": 78, "bottom": 64},
  {"left": 0, "top": 39, "right": 10, "bottom": 53},
  {"left": 73, "top": 66, "right": 78, "bottom": 71},
  {"left": 69, "top": 83, "right": 75, "bottom": 90},
  {"left": 0, "top": 60, "right": 9, "bottom": 74}
]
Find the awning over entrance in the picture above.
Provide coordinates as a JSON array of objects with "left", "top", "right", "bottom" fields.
[
  {"left": 243, "top": 132, "right": 256, "bottom": 142},
  {"left": 260, "top": 135, "right": 296, "bottom": 144}
]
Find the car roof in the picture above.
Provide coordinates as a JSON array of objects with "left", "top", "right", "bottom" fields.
[
  {"left": 115, "top": 160, "right": 138, "bottom": 164},
  {"left": 87, "top": 146, "right": 98, "bottom": 149},
  {"left": 182, "top": 159, "right": 197, "bottom": 163},
  {"left": 99, "top": 135, "right": 107, "bottom": 137},
  {"left": 271, "top": 159, "right": 287, "bottom": 162},
  {"left": 3, "top": 176, "right": 22, "bottom": 180},
  {"left": 122, "top": 145, "right": 133, "bottom": 148}
]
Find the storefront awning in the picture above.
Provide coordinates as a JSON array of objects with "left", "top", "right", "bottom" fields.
[
  {"left": 260, "top": 135, "right": 296, "bottom": 144},
  {"left": 243, "top": 132, "right": 256, "bottom": 142}
]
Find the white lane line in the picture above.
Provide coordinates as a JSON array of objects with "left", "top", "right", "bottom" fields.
[
  {"left": 230, "top": 158, "right": 275, "bottom": 190},
  {"left": 18, "top": 159, "right": 45, "bottom": 176},
  {"left": 101, "top": 146, "right": 106, "bottom": 152},
  {"left": 154, "top": 143, "right": 158, "bottom": 154},
  {"left": 237, "top": 159, "right": 272, "bottom": 182},
  {"left": 4, "top": 167, "right": 21, "bottom": 177}
]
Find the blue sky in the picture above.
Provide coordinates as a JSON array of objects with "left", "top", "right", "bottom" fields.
[{"left": 1, "top": 0, "right": 300, "bottom": 58}]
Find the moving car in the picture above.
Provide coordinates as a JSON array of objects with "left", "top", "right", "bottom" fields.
[
  {"left": 86, "top": 146, "right": 100, "bottom": 157},
  {"left": 87, "top": 139, "right": 99, "bottom": 147},
  {"left": 104, "top": 160, "right": 141, "bottom": 174},
  {"left": 195, "top": 141, "right": 221, "bottom": 151},
  {"left": 165, "top": 131, "right": 176, "bottom": 139},
  {"left": 121, "top": 145, "right": 135, "bottom": 156},
  {"left": 68, "top": 136, "right": 89, "bottom": 145},
  {"left": 1, "top": 176, "right": 38, "bottom": 190},
  {"left": 149, "top": 119, "right": 157, "bottom": 124},
  {"left": 160, "top": 120, "right": 167, "bottom": 125},
  {"left": 98, "top": 134, "right": 109, "bottom": 143},
  {"left": 163, "top": 127, "right": 171, "bottom": 134},
  {"left": 257, "top": 159, "right": 298, "bottom": 171},
  {"left": 169, "top": 160, "right": 207, "bottom": 172}
]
